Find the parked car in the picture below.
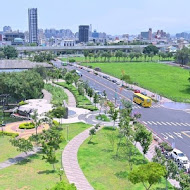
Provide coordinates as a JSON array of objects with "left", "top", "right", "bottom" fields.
[
  {"left": 134, "top": 89, "right": 140, "bottom": 93},
  {"left": 116, "top": 81, "right": 121, "bottom": 85},
  {"left": 103, "top": 75, "right": 108, "bottom": 79},
  {"left": 112, "top": 79, "right": 117, "bottom": 83},
  {"left": 170, "top": 149, "right": 189, "bottom": 165},
  {"left": 94, "top": 67, "right": 101, "bottom": 72},
  {"left": 141, "top": 91, "right": 147, "bottom": 96},
  {"left": 107, "top": 76, "right": 111, "bottom": 81}
]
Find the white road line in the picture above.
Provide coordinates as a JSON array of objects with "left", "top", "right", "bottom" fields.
[
  {"left": 174, "top": 132, "right": 183, "bottom": 139},
  {"left": 160, "top": 122, "right": 167, "bottom": 126},
  {"left": 156, "top": 122, "right": 162, "bottom": 125},
  {"left": 166, "top": 133, "right": 174, "bottom": 139},
  {"left": 161, "top": 133, "right": 168, "bottom": 140},
  {"left": 175, "top": 122, "right": 181, "bottom": 126},
  {"left": 147, "top": 121, "right": 152, "bottom": 125},
  {"left": 181, "top": 123, "right": 187, "bottom": 126},
  {"left": 170, "top": 122, "right": 177, "bottom": 126},
  {"left": 166, "top": 122, "right": 172, "bottom": 126},
  {"left": 143, "top": 121, "right": 147, "bottom": 125},
  {"left": 185, "top": 123, "right": 190, "bottom": 127},
  {"left": 151, "top": 121, "right": 157, "bottom": 125}
]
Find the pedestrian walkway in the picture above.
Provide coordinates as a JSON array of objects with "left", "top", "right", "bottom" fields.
[
  {"left": 0, "top": 147, "right": 40, "bottom": 170},
  {"left": 42, "top": 89, "right": 52, "bottom": 104},
  {"left": 62, "top": 127, "right": 97, "bottom": 190}
]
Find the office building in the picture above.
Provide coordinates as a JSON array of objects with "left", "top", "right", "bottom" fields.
[
  {"left": 28, "top": 8, "right": 38, "bottom": 44},
  {"left": 141, "top": 28, "right": 152, "bottom": 40},
  {"left": 79, "top": 25, "right": 89, "bottom": 43}
]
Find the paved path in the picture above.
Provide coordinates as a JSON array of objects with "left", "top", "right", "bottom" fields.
[
  {"left": 42, "top": 89, "right": 52, "bottom": 104},
  {"left": 62, "top": 127, "right": 96, "bottom": 190},
  {"left": 0, "top": 147, "right": 40, "bottom": 170}
]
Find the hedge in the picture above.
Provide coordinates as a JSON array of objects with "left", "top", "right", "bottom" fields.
[
  {"left": 0, "top": 131, "right": 19, "bottom": 138},
  {"left": 19, "top": 122, "right": 35, "bottom": 129}
]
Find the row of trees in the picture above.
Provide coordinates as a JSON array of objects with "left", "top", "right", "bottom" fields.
[
  {"left": 31, "top": 52, "right": 55, "bottom": 62},
  {"left": 0, "top": 46, "right": 18, "bottom": 59},
  {"left": 83, "top": 45, "right": 173, "bottom": 63},
  {"left": 175, "top": 47, "right": 190, "bottom": 66}
]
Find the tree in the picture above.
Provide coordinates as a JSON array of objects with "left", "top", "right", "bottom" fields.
[
  {"left": 179, "top": 172, "right": 190, "bottom": 190},
  {"left": 129, "top": 52, "right": 135, "bottom": 62},
  {"left": 175, "top": 47, "right": 190, "bottom": 66},
  {"left": 10, "top": 138, "right": 33, "bottom": 155},
  {"left": 0, "top": 51, "right": 5, "bottom": 59},
  {"left": 134, "top": 124, "right": 152, "bottom": 157},
  {"left": 110, "top": 109, "right": 118, "bottom": 127},
  {"left": 84, "top": 50, "right": 89, "bottom": 62},
  {"left": 89, "top": 128, "right": 96, "bottom": 143},
  {"left": 51, "top": 181, "right": 76, "bottom": 190},
  {"left": 3, "top": 46, "right": 18, "bottom": 59},
  {"left": 31, "top": 110, "right": 43, "bottom": 135},
  {"left": 129, "top": 162, "right": 166, "bottom": 190},
  {"left": 143, "top": 44, "right": 159, "bottom": 55},
  {"left": 121, "top": 74, "right": 131, "bottom": 84},
  {"left": 87, "top": 88, "right": 94, "bottom": 100},
  {"left": 93, "top": 93, "right": 99, "bottom": 108},
  {"left": 153, "top": 147, "right": 179, "bottom": 190},
  {"left": 78, "top": 84, "right": 84, "bottom": 96},
  {"left": 65, "top": 72, "right": 74, "bottom": 85}
]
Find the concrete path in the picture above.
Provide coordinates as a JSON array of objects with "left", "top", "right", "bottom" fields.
[
  {"left": 0, "top": 147, "right": 40, "bottom": 170},
  {"left": 62, "top": 127, "right": 95, "bottom": 190},
  {"left": 42, "top": 89, "right": 52, "bottom": 104}
]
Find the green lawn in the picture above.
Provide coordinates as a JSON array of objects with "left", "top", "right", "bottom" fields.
[
  {"left": 96, "top": 114, "right": 110, "bottom": 122},
  {"left": 78, "top": 127, "right": 174, "bottom": 190},
  {"left": 56, "top": 82, "right": 98, "bottom": 111},
  {"left": 44, "top": 83, "right": 68, "bottom": 106},
  {"left": 0, "top": 136, "right": 20, "bottom": 163},
  {"left": 81, "top": 62, "right": 190, "bottom": 103},
  {"left": 0, "top": 122, "right": 91, "bottom": 190}
]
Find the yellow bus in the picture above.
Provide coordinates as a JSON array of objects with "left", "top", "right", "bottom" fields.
[{"left": 133, "top": 93, "right": 152, "bottom": 108}]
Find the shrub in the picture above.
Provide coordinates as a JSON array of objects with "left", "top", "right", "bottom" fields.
[
  {"left": 96, "top": 114, "right": 110, "bottom": 122},
  {"left": 69, "top": 59, "right": 76, "bottom": 63},
  {"left": 0, "top": 131, "right": 19, "bottom": 138},
  {"left": 19, "top": 122, "right": 35, "bottom": 129},
  {"left": 49, "top": 107, "right": 68, "bottom": 119},
  {"left": 18, "top": 101, "right": 28, "bottom": 106},
  {"left": 52, "top": 120, "right": 59, "bottom": 126}
]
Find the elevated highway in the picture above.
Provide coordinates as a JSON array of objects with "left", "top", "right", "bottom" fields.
[{"left": 16, "top": 44, "right": 172, "bottom": 53}]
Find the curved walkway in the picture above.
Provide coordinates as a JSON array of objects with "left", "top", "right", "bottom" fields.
[{"left": 62, "top": 127, "right": 96, "bottom": 190}]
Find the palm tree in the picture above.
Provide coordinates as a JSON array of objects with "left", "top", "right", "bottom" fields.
[{"left": 31, "top": 110, "right": 42, "bottom": 135}]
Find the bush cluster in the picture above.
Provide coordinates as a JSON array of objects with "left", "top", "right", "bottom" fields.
[
  {"left": 0, "top": 131, "right": 19, "bottom": 138},
  {"left": 18, "top": 101, "right": 28, "bottom": 106},
  {"left": 19, "top": 122, "right": 35, "bottom": 129},
  {"left": 96, "top": 114, "right": 110, "bottom": 122}
]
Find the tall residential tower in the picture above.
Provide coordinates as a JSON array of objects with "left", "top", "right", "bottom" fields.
[
  {"left": 28, "top": 8, "right": 38, "bottom": 44},
  {"left": 79, "top": 25, "right": 89, "bottom": 43}
]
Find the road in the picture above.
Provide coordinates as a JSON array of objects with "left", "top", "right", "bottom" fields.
[{"left": 53, "top": 60, "right": 190, "bottom": 159}]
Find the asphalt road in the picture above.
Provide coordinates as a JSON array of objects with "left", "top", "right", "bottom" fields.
[{"left": 53, "top": 60, "right": 190, "bottom": 159}]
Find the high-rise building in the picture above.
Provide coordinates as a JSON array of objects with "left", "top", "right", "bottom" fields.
[
  {"left": 79, "top": 25, "right": 89, "bottom": 43},
  {"left": 28, "top": 8, "right": 38, "bottom": 44}
]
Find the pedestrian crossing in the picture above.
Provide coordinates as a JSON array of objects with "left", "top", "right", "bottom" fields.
[
  {"left": 133, "top": 104, "right": 162, "bottom": 109},
  {"left": 142, "top": 121, "right": 190, "bottom": 127},
  {"left": 185, "top": 109, "right": 190, "bottom": 114}
]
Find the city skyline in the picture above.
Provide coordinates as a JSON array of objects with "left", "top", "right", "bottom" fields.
[{"left": 0, "top": 0, "right": 190, "bottom": 35}]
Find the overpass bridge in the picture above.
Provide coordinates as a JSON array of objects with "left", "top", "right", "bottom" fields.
[{"left": 16, "top": 44, "right": 172, "bottom": 53}]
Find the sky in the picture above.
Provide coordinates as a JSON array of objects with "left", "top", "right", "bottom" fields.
[{"left": 0, "top": 0, "right": 189, "bottom": 35}]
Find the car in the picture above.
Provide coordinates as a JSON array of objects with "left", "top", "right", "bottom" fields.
[
  {"left": 141, "top": 91, "right": 147, "bottom": 96},
  {"left": 103, "top": 75, "right": 108, "bottom": 79},
  {"left": 170, "top": 148, "right": 189, "bottom": 165},
  {"left": 116, "top": 81, "right": 121, "bottom": 85},
  {"left": 112, "top": 79, "right": 117, "bottom": 83},
  {"left": 107, "top": 76, "right": 111, "bottom": 81},
  {"left": 134, "top": 89, "right": 140, "bottom": 93}
]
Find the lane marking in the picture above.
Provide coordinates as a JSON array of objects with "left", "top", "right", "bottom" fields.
[
  {"left": 185, "top": 123, "right": 190, "bottom": 127},
  {"left": 174, "top": 132, "right": 183, "bottom": 139},
  {"left": 156, "top": 122, "right": 162, "bottom": 125},
  {"left": 160, "top": 122, "right": 167, "bottom": 126},
  {"left": 147, "top": 121, "right": 152, "bottom": 125},
  {"left": 181, "top": 123, "right": 187, "bottom": 126},
  {"left": 170, "top": 122, "right": 177, "bottom": 126},
  {"left": 166, "top": 122, "right": 172, "bottom": 126},
  {"left": 175, "top": 122, "right": 181, "bottom": 126},
  {"left": 166, "top": 133, "right": 174, "bottom": 139},
  {"left": 143, "top": 121, "right": 147, "bottom": 125},
  {"left": 161, "top": 133, "right": 168, "bottom": 140},
  {"left": 151, "top": 121, "right": 157, "bottom": 125},
  {"left": 182, "top": 131, "right": 190, "bottom": 138}
]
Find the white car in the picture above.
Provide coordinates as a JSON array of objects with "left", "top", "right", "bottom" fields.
[{"left": 171, "top": 148, "right": 189, "bottom": 165}]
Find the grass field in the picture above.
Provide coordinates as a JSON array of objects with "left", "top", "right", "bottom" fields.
[
  {"left": 0, "top": 122, "right": 91, "bottom": 190},
  {"left": 44, "top": 83, "right": 68, "bottom": 106},
  {"left": 78, "top": 127, "right": 174, "bottom": 190},
  {"left": 60, "top": 55, "right": 174, "bottom": 63},
  {"left": 81, "top": 62, "right": 190, "bottom": 103},
  {"left": 0, "top": 136, "right": 20, "bottom": 163}
]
